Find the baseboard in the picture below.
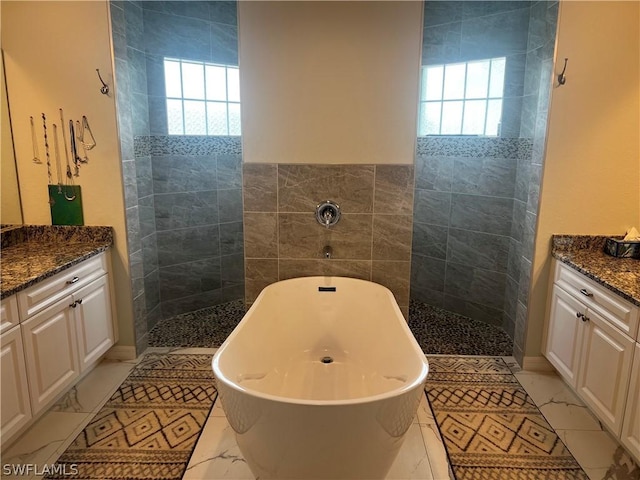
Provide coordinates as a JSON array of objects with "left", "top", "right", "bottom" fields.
[
  {"left": 522, "top": 355, "right": 555, "bottom": 372},
  {"left": 105, "top": 345, "right": 137, "bottom": 361}
]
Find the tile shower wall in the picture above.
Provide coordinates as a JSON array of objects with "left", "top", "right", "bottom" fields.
[
  {"left": 412, "top": 137, "right": 532, "bottom": 328},
  {"left": 243, "top": 164, "right": 415, "bottom": 317},
  {"left": 145, "top": 136, "right": 244, "bottom": 318},
  {"left": 111, "top": 1, "right": 153, "bottom": 354},
  {"left": 414, "top": 1, "right": 558, "bottom": 362},
  {"left": 141, "top": 1, "right": 238, "bottom": 136},
  {"left": 111, "top": 1, "right": 242, "bottom": 353},
  {"left": 422, "top": 1, "right": 531, "bottom": 137},
  {"left": 510, "top": 0, "right": 558, "bottom": 364}
]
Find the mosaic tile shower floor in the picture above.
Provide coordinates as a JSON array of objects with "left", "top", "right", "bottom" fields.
[
  {"left": 148, "top": 299, "right": 513, "bottom": 356},
  {"left": 147, "top": 300, "right": 246, "bottom": 348},
  {"left": 408, "top": 300, "right": 513, "bottom": 356}
]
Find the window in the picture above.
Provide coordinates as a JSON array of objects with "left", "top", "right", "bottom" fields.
[
  {"left": 164, "top": 58, "right": 241, "bottom": 136},
  {"left": 418, "top": 57, "right": 505, "bottom": 136}
]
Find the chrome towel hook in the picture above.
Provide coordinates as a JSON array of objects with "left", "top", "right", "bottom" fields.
[
  {"left": 558, "top": 58, "right": 568, "bottom": 86},
  {"left": 96, "top": 68, "right": 109, "bottom": 95}
]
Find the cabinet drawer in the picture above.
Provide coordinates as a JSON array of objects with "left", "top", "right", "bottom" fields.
[
  {"left": 17, "top": 253, "right": 108, "bottom": 319},
  {"left": 1, "top": 296, "right": 20, "bottom": 334},
  {"left": 554, "top": 261, "right": 639, "bottom": 339}
]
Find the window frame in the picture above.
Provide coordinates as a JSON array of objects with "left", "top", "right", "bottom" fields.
[
  {"left": 418, "top": 57, "right": 506, "bottom": 137},
  {"left": 164, "top": 57, "right": 241, "bottom": 136}
]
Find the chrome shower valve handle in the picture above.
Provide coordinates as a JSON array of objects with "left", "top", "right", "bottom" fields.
[{"left": 316, "top": 200, "right": 341, "bottom": 228}]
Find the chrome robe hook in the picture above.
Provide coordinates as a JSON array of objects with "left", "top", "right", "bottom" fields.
[
  {"left": 96, "top": 68, "right": 109, "bottom": 95},
  {"left": 558, "top": 58, "right": 568, "bottom": 85}
]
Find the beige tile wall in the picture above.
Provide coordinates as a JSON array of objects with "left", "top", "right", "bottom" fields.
[{"left": 243, "top": 163, "right": 414, "bottom": 317}]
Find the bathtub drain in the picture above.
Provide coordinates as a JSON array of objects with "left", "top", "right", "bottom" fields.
[{"left": 320, "top": 356, "right": 334, "bottom": 364}]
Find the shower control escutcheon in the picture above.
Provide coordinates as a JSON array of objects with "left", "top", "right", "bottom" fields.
[{"left": 316, "top": 200, "right": 341, "bottom": 228}]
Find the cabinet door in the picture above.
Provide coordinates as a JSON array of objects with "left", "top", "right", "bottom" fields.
[
  {"left": 577, "top": 308, "right": 634, "bottom": 436},
  {"left": 621, "top": 343, "right": 640, "bottom": 463},
  {"left": 21, "top": 298, "right": 80, "bottom": 415},
  {"left": 73, "top": 275, "right": 114, "bottom": 372},
  {"left": 545, "top": 285, "right": 585, "bottom": 387},
  {"left": 1, "top": 326, "right": 32, "bottom": 441},
  {"left": 1, "top": 296, "right": 20, "bottom": 335}
]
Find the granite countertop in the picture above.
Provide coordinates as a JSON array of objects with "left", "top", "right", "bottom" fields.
[
  {"left": 551, "top": 235, "right": 640, "bottom": 307},
  {"left": 1, "top": 225, "right": 114, "bottom": 299}
]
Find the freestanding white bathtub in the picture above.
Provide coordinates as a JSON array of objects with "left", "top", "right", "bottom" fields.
[{"left": 212, "top": 276, "right": 429, "bottom": 480}]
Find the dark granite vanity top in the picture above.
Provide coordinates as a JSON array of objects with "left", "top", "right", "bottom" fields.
[
  {"left": 552, "top": 235, "right": 640, "bottom": 307},
  {"left": 1, "top": 225, "right": 114, "bottom": 299}
]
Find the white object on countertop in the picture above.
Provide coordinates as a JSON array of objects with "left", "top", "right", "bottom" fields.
[{"left": 623, "top": 227, "right": 640, "bottom": 241}]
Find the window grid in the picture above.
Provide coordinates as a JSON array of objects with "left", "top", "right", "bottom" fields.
[
  {"left": 164, "top": 58, "right": 241, "bottom": 136},
  {"left": 419, "top": 57, "right": 505, "bottom": 136}
]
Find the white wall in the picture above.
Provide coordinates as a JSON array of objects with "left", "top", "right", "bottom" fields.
[
  {"left": 238, "top": 1, "right": 423, "bottom": 165},
  {"left": 1, "top": 1, "right": 135, "bottom": 347},
  {"left": 527, "top": 1, "right": 640, "bottom": 358}
]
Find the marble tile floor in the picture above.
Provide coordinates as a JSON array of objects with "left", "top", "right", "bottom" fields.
[
  {"left": 148, "top": 299, "right": 513, "bottom": 357},
  {"left": 2, "top": 350, "right": 638, "bottom": 480}
]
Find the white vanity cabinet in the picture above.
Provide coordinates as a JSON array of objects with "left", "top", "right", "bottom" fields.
[
  {"left": 0, "top": 296, "right": 20, "bottom": 334},
  {"left": 0, "top": 297, "right": 32, "bottom": 441},
  {"left": 18, "top": 251, "right": 115, "bottom": 415},
  {"left": 575, "top": 306, "right": 634, "bottom": 435},
  {"left": 17, "top": 253, "right": 108, "bottom": 319},
  {"left": 72, "top": 274, "right": 114, "bottom": 371},
  {"left": 21, "top": 296, "right": 80, "bottom": 415},
  {"left": 621, "top": 342, "right": 640, "bottom": 461},
  {"left": 0, "top": 250, "right": 116, "bottom": 444},
  {"left": 545, "top": 259, "right": 640, "bottom": 459},
  {"left": 546, "top": 285, "right": 585, "bottom": 387}
]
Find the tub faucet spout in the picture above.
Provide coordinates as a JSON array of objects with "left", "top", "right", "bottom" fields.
[{"left": 323, "top": 245, "right": 333, "bottom": 259}]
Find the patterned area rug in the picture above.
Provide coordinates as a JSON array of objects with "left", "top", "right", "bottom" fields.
[
  {"left": 426, "top": 356, "right": 589, "bottom": 480},
  {"left": 46, "top": 353, "right": 217, "bottom": 480}
]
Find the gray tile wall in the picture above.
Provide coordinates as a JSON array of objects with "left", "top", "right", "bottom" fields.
[
  {"left": 140, "top": 2, "right": 243, "bottom": 320},
  {"left": 111, "top": 1, "right": 151, "bottom": 355},
  {"left": 243, "top": 164, "right": 415, "bottom": 318},
  {"left": 412, "top": 137, "right": 529, "bottom": 328},
  {"left": 150, "top": 141, "right": 244, "bottom": 318},
  {"left": 422, "top": 1, "right": 531, "bottom": 137},
  {"left": 142, "top": 1, "right": 238, "bottom": 136},
  {"left": 111, "top": 0, "right": 242, "bottom": 353},
  {"left": 112, "top": 0, "right": 556, "bottom": 360},
  {"left": 415, "top": 1, "right": 558, "bottom": 362},
  {"left": 510, "top": 0, "right": 558, "bottom": 365}
]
